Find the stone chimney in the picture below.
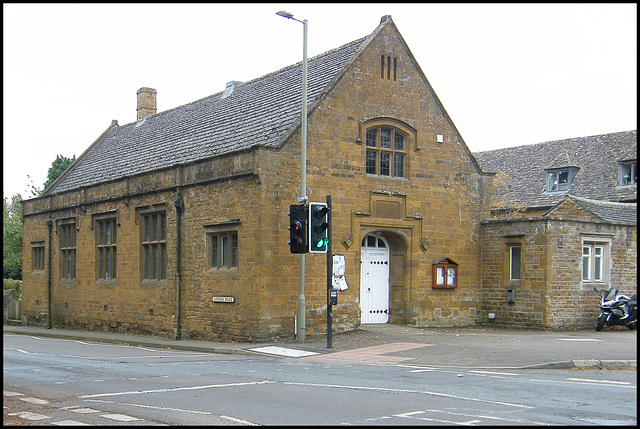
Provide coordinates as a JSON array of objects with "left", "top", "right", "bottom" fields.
[{"left": 136, "top": 87, "right": 157, "bottom": 121}]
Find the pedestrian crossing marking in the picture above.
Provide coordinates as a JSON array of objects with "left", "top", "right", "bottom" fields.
[
  {"left": 9, "top": 411, "right": 51, "bottom": 421},
  {"left": 101, "top": 413, "right": 141, "bottom": 421},
  {"left": 249, "top": 346, "right": 320, "bottom": 358}
]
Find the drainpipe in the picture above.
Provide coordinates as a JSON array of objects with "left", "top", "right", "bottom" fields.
[
  {"left": 174, "top": 192, "right": 184, "bottom": 339},
  {"left": 46, "top": 219, "right": 53, "bottom": 329}
]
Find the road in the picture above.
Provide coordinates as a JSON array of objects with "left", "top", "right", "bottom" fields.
[{"left": 3, "top": 333, "right": 637, "bottom": 425}]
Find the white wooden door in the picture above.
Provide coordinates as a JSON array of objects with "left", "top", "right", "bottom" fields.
[{"left": 360, "top": 235, "right": 390, "bottom": 324}]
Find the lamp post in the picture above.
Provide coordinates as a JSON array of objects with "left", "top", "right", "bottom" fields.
[{"left": 277, "top": 10, "right": 308, "bottom": 343}]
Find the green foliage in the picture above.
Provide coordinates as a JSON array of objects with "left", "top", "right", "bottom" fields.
[
  {"left": 3, "top": 278, "right": 22, "bottom": 299},
  {"left": 43, "top": 154, "right": 75, "bottom": 190},
  {"left": 3, "top": 194, "right": 23, "bottom": 280},
  {"left": 3, "top": 154, "right": 75, "bottom": 280}
]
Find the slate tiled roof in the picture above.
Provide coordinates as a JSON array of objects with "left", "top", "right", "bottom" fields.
[
  {"left": 44, "top": 36, "right": 368, "bottom": 195},
  {"left": 473, "top": 130, "right": 637, "bottom": 209},
  {"left": 559, "top": 195, "right": 637, "bottom": 225}
]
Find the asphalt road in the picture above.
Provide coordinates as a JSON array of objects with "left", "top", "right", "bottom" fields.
[{"left": 4, "top": 333, "right": 637, "bottom": 425}]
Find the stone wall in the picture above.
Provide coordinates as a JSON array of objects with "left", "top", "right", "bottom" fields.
[
  {"left": 481, "top": 214, "right": 637, "bottom": 329},
  {"left": 20, "top": 21, "right": 491, "bottom": 341}
]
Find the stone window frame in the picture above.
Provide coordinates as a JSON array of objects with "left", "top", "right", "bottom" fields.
[
  {"left": 504, "top": 235, "right": 524, "bottom": 285},
  {"left": 581, "top": 235, "right": 612, "bottom": 290},
  {"left": 205, "top": 219, "right": 241, "bottom": 274},
  {"left": 358, "top": 117, "right": 416, "bottom": 179},
  {"left": 509, "top": 245, "right": 522, "bottom": 281},
  {"left": 380, "top": 55, "right": 397, "bottom": 81},
  {"left": 58, "top": 218, "right": 77, "bottom": 283},
  {"left": 94, "top": 214, "right": 117, "bottom": 283},
  {"left": 139, "top": 210, "right": 167, "bottom": 284},
  {"left": 31, "top": 241, "right": 45, "bottom": 273}
]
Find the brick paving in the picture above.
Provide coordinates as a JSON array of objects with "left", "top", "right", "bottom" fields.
[{"left": 305, "top": 341, "right": 429, "bottom": 364}]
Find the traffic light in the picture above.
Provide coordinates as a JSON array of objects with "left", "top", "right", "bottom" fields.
[
  {"left": 287, "top": 204, "right": 307, "bottom": 254},
  {"left": 309, "top": 202, "right": 329, "bottom": 253}
]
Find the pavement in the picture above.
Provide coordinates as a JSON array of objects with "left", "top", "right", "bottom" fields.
[{"left": 3, "top": 323, "right": 637, "bottom": 370}]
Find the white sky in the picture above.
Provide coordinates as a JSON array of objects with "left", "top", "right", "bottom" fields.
[{"left": 3, "top": 3, "right": 637, "bottom": 199}]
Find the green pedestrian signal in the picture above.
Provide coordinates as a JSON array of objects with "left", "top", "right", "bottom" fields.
[{"left": 309, "top": 202, "right": 329, "bottom": 254}]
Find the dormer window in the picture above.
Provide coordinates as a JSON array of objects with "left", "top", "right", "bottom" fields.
[
  {"left": 618, "top": 161, "right": 637, "bottom": 186},
  {"left": 546, "top": 168, "right": 578, "bottom": 193}
]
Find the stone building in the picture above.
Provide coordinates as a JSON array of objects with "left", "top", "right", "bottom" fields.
[
  {"left": 20, "top": 16, "right": 636, "bottom": 340},
  {"left": 475, "top": 132, "right": 637, "bottom": 328}
]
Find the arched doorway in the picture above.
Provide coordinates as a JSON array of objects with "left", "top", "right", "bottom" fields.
[{"left": 360, "top": 234, "right": 390, "bottom": 323}]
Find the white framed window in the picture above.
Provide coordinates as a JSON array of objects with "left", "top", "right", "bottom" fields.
[
  {"left": 546, "top": 168, "right": 578, "bottom": 192},
  {"left": 509, "top": 245, "right": 521, "bottom": 280},
  {"left": 618, "top": 161, "right": 637, "bottom": 186},
  {"left": 581, "top": 236, "right": 611, "bottom": 289},
  {"left": 582, "top": 243, "right": 605, "bottom": 282}
]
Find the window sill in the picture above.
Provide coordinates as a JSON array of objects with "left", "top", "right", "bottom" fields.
[
  {"left": 365, "top": 173, "right": 408, "bottom": 181},
  {"left": 140, "top": 280, "right": 167, "bottom": 286},
  {"left": 207, "top": 267, "right": 238, "bottom": 274},
  {"left": 581, "top": 281, "right": 608, "bottom": 290},
  {"left": 96, "top": 279, "right": 116, "bottom": 286}
]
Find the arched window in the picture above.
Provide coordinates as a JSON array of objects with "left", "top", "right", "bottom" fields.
[{"left": 365, "top": 127, "right": 407, "bottom": 177}]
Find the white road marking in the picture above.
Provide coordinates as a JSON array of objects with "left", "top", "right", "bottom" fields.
[
  {"left": 468, "top": 370, "right": 523, "bottom": 377},
  {"left": 19, "top": 397, "right": 50, "bottom": 405},
  {"left": 86, "top": 398, "right": 213, "bottom": 415},
  {"left": 394, "top": 410, "right": 478, "bottom": 425},
  {"left": 420, "top": 408, "right": 543, "bottom": 424},
  {"left": 555, "top": 338, "right": 602, "bottom": 342},
  {"left": 566, "top": 378, "right": 631, "bottom": 385},
  {"left": 248, "top": 346, "right": 320, "bottom": 358},
  {"left": 4, "top": 390, "right": 24, "bottom": 396},
  {"left": 86, "top": 398, "right": 259, "bottom": 424},
  {"left": 282, "top": 381, "right": 533, "bottom": 409},
  {"left": 52, "top": 420, "right": 90, "bottom": 426},
  {"left": 221, "top": 415, "right": 259, "bottom": 425},
  {"left": 79, "top": 380, "right": 274, "bottom": 398},
  {"left": 66, "top": 407, "right": 100, "bottom": 414},
  {"left": 9, "top": 411, "right": 50, "bottom": 421},
  {"left": 100, "top": 413, "right": 141, "bottom": 421},
  {"left": 529, "top": 378, "right": 636, "bottom": 389}
]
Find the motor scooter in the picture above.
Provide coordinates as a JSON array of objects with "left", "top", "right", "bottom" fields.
[{"left": 594, "top": 287, "right": 637, "bottom": 331}]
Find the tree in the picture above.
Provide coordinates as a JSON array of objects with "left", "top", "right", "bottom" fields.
[
  {"left": 43, "top": 154, "right": 75, "bottom": 190},
  {"left": 3, "top": 194, "right": 23, "bottom": 280},
  {"left": 3, "top": 154, "right": 75, "bottom": 279}
]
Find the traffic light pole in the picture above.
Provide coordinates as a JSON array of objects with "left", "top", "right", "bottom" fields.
[
  {"left": 297, "top": 17, "right": 308, "bottom": 344},
  {"left": 326, "top": 195, "right": 333, "bottom": 349}
]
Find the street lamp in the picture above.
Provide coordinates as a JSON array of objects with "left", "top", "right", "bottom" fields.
[{"left": 277, "top": 10, "right": 308, "bottom": 343}]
